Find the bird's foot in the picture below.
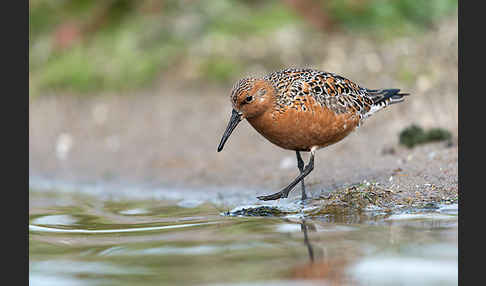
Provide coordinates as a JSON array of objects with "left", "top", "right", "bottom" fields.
[{"left": 257, "top": 190, "right": 288, "bottom": 201}]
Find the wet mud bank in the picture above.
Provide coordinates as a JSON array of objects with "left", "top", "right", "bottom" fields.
[{"left": 29, "top": 91, "right": 457, "bottom": 215}]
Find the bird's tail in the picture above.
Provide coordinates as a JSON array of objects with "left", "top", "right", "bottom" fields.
[{"left": 364, "top": 88, "right": 409, "bottom": 117}]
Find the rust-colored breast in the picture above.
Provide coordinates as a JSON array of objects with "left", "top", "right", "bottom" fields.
[{"left": 247, "top": 96, "right": 360, "bottom": 151}]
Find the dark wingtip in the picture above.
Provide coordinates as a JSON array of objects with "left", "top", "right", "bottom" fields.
[{"left": 371, "top": 88, "right": 410, "bottom": 105}]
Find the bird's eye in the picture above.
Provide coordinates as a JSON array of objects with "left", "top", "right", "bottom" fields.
[{"left": 245, "top": 95, "right": 253, "bottom": 103}]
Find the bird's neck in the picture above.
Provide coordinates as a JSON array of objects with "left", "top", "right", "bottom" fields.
[{"left": 246, "top": 109, "right": 278, "bottom": 138}]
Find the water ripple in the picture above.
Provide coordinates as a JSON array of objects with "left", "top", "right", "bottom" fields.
[{"left": 29, "top": 221, "right": 220, "bottom": 234}]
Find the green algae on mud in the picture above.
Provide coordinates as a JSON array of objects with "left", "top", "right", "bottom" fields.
[
  {"left": 224, "top": 182, "right": 458, "bottom": 218},
  {"left": 311, "top": 182, "right": 458, "bottom": 216},
  {"left": 399, "top": 124, "right": 453, "bottom": 148},
  {"left": 225, "top": 206, "right": 287, "bottom": 217}
]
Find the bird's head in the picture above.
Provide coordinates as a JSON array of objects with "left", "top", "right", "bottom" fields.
[{"left": 217, "top": 77, "right": 274, "bottom": 152}]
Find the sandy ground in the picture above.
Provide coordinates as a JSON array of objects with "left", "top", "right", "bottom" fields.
[{"left": 29, "top": 16, "right": 458, "bottom": 208}]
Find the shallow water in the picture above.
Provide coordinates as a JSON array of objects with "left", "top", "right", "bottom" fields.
[{"left": 29, "top": 184, "right": 457, "bottom": 286}]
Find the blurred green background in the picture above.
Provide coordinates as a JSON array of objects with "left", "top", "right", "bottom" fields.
[{"left": 29, "top": 0, "right": 457, "bottom": 98}]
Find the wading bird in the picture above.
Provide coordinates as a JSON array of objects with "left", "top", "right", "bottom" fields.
[{"left": 217, "top": 68, "right": 408, "bottom": 201}]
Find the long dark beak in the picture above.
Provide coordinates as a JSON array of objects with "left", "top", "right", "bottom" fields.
[{"left": 217, "top": 109, "right": 242, "bottom": 152}]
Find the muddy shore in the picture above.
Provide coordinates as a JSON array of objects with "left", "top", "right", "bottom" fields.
[
  {"left": 29, "top": 16, "right": 457, "bottom": 210},
  {"left": 29, "top": 90, "right": 457, "bottom": 209}
]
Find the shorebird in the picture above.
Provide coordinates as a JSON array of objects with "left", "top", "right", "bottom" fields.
[{"left": 217, "top": 68, "right": 408, "bottom": 201}]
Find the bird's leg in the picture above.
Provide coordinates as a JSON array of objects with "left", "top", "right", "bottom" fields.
[
  {"left": 296, "top": 151, "right": 307, "bottom": 200},
  {"left": 257, "top": 150, "right": 315, "bottom": 201},
  {"left": 280, "top": 152, "right": 314, "bottom": 198}
]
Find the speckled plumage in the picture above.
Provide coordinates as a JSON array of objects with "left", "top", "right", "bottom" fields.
[
  {"left": 233, "top": 68, "right": 405, "bottom": 124},
  {"left": 219, "top": 67, "right": 409, "bottom": 201}
]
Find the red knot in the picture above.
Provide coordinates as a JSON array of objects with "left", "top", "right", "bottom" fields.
[{"left": 217, "top": 68, "right": 409, "bottom": 201}]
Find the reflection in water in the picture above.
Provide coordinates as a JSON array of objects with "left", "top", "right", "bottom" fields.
[
  {"left": 29, "top": 188, "right": 457, "bottom": 286},
  {"left": 292, "top": 219, "right": 352, "bottom": 284},
  {"left": 301, "top": 220, "right": 314, "bottom": 263},
  {"left": 292, "top": 208, "right": 458, "bottom": 285}
]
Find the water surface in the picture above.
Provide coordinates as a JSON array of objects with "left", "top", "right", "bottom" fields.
[{"left": 29, "top": 186, "right": 457, "bottom": 286}]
